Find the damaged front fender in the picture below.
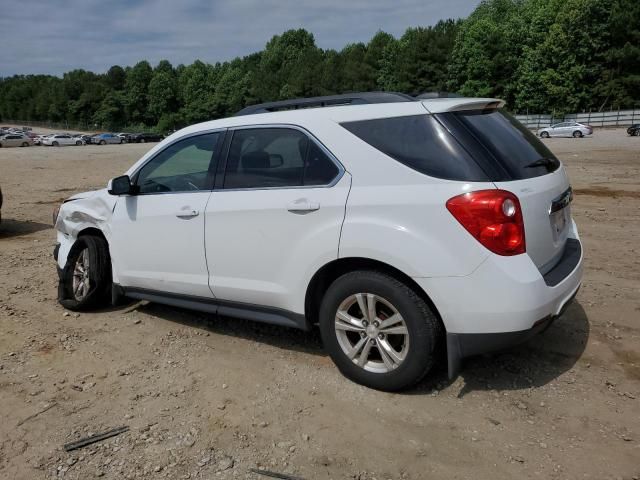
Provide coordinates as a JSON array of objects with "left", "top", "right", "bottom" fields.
[{"left": 54, "top": 189, "right": 117, "bottom": 274}]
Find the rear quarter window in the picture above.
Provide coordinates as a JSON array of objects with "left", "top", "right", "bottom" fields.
[{"left": 341, "top": 115, "right": 489, "bottom": 181}]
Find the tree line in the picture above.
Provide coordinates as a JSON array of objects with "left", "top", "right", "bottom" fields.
[{"left": 0, "top": 0, "right": 637, "bottom": 132}]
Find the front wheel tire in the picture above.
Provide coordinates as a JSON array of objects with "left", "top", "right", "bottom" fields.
[
  {"left": 58, "top": 235, "right": 111, "bottom": 311},
  {"left": 319, "top": 271, "right": 442, "bottom": 391},
  {"left": 573, "top": 131, "right": 583, "bottom": 138}
]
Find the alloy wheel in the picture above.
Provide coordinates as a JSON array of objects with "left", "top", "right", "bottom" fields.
[
  {"left": 334, "top": 293, "right": 410, "bottom": 373},
  {"left": 72, "top": 248, "right": 91, "bottom": 301}
]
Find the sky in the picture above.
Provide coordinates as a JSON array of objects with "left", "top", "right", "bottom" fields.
[{"left": 0, "top": 0, "right": 480, "bottom": 77}]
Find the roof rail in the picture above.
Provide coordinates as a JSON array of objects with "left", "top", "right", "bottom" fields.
[{"left": 235, "top": 92, "right": 416, "bottom": 116}]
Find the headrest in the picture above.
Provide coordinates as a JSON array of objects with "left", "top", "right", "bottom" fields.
[{"left": 242, "top": 151, "right": 270, "bottom": 169}]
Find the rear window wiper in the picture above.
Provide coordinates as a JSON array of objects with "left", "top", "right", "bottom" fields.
[{"left": 524, "top": 157, "right": 559, "bottom": 170}]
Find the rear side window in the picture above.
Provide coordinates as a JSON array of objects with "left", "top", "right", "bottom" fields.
[
  {"left": 341, "top": 115, "right": 488, "bottom": 181},
  {"left": 224, "top": 128, "right": 340, "bottom": 189},
  {"left": 440, "top": 109, "right": 560, "bottom": 180}
]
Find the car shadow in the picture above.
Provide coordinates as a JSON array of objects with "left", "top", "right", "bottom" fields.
[
  {"left": 125, "top": 299, "right": 589, "bottom": 393},
  {"left": 0, "top": 219, "right": 51, "bottom": 239},
  {"left": 410, "top": 300, "right": 590, "bottom": 397},
  {"left": 135, "top": 302, "right": 326, "bottom": 357}
]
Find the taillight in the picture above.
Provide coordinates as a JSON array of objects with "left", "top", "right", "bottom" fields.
[{"left": 446, "top": 189, "right": 526, "bottom": 256}]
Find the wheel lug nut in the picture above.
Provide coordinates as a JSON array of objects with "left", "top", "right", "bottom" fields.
[
  {"left": 378, "top": 333, "right": 385, "bottom": 339},
  {"left": 373, "top": 321, "right": 379, "bottom": 328},
  {"left": 362, "top": 320, "right": 368, "bottom": 327},
  {"left": 370, "top": 339, "right": 376, "bottom": 344},
  {"left": 360, "top": 332, "right": 366, "bottom": 338}
]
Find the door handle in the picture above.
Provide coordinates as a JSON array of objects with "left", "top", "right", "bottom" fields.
[
  {"left": 176, "top": 208, "right": 199, "bottom": 218},
  {"left": 287, "top": 200, "right": 320, "bottom": 213}
]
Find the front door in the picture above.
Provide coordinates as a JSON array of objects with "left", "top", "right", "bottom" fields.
[
  {"left": 110, "top": 131, "right": 224, "bottom": 297},
  {"left": 204, "top": 126, "right": 350, "bottom": 313}
]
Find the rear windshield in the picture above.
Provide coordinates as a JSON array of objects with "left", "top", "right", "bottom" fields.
[
  {"left": 341, "top": 115, "right": 489, "bottom": 181},
  {"left": 437, "top": 109, "right": 560, "bottom": 180}
]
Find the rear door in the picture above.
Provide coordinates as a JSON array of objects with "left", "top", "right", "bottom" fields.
[
  {"left": 204, "top": 126, "right": 349, "bottom": 311},
  {"left": 437, "top": 109, "right": 572, "bottom": 273}
]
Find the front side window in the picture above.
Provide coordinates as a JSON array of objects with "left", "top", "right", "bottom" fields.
[
  {"left": 136, "top": 132, "right": 221, "bottom": 194},
  {"left": 223, "top": 128, "right": 339, "bottom": 189}
]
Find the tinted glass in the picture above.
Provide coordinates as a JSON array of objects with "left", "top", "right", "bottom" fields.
[
  {"left": 304, "top": 141, "right": 340, "bottom": 185},
  {"left": 136, "top": 133, "right": 221, "bottom": 194},
  {"left": 341, "top": 115, "right": 488, "bottom": 181},
  {"left": 224, "top": 128, "right": 308, "bottom": 189},
  {"left": 447, "top": 109, "right": 559, "bottom": 179}
]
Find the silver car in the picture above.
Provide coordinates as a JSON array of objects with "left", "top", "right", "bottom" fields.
[
  {"left": 0, "top": 133, "right": 34, "bottom": 147},
  {"left": 538, "top": 122, "right": 593, "bottom": 138}
]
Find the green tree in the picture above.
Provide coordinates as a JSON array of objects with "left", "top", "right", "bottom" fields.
[
  {"left": 148, "top": 62, "right": 178, "bottom": 124},
  {"left": 381, "top": 21, "right": 461, "bottom": 94},
  {"left": 124, "top": 61, "right": 153, "bottom": 124}
]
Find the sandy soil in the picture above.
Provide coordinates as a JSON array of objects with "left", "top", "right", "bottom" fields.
[{"left": 0, "top": 129, "right": 638, "bottom": 480}]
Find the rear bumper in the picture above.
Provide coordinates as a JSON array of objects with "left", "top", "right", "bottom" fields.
[
  {"left": 414, "top": 221, "right": 583, "bottom": 377},
  {"left": 445, "top": 286, "right": 578, "bottom": 377}
]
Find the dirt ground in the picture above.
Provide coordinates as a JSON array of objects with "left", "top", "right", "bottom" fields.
[{"left": 0, "top": 129, "right": 639, "bottom": 480}]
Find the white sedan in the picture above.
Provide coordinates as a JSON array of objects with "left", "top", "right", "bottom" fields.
[
  {"left": 42, "top": 134, "right": 84, "bottom": 146},
  {"left": 537, "top": 122, "right": 593, "bottom": 138}
]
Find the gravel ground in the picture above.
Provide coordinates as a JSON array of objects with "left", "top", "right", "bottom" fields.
[{"left": 0, "top": 128, "right": 639, "bottom": 479}]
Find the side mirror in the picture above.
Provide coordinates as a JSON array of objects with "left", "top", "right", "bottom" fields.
[{"left": 108, "top": 175, "right": 134, "bottom": 195}]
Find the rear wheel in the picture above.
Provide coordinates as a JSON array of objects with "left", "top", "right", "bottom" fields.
[
  {"left": 100, "top": 140, "right": 106, "bottom": 145},
  {"left": 572, "top": 130, "right": 583, "bottom": 138},
  {"left": 540, "top": 131, "right": 550, "bottom": 138},
  {"left": 58, "top": 235, "right": 111, "bottom": 311},
  {"left": 76, "top": 140, "right": 82, "bottom": 146},
  {"left": 52, "top": 141, "right": 59, "bottom": 147},
  {"left": 21, "top": 142, "right": 29, "bottom": 147},
  {"left": 319, "top": 271, "right": 441, "bottom": 391},
  {"left": 140, "top": 138, "right": 146, "bottom": 143}
]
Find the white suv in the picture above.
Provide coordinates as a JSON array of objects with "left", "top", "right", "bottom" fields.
[{"left": 53, "top": 93, "right": 583, "bottom": 391}]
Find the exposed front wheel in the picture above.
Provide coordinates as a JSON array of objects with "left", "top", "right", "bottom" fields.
[
  {"left": 76, "top": 140, "right": 82, "bottom": 146},
  {"left": 140, "top": 138, "right": 146, "bottom": 143},
  {"left": 52, "top": 141, "right": 59, "bottom": 147},
  {"left": 21, "top": 142, "right": 29, "bottom": 147},
  {"left": 540, "top": 131, "right": 550, "bottom": 138},
  {"left": 100, "top": 140, "right": 106, "bottom": 145},
  {"left": 572, "top": 130, "right": 583, "bottom": 138},
  {"left": 319, "top": 271, "right": 441, "bottom": 391},
  {"left": 58, "top": 236, "right": 111, "bottom": 311}
]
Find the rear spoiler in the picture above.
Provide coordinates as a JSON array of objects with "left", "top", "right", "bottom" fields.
[{"left": 421, "top": 98, "right": 505, "bottom": 114}]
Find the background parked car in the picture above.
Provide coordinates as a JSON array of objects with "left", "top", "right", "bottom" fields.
[
  {"left": 93, "top": 133, "right": 123, "bottom": 145},
  {"left": 34, "top": 134, "right": 52, "bottom": 145},
  {"left": 627, "top": 124, "right": 640, "bottom": 136},
  {"left": 0, "top": 133, "right": 34, "bottom": 147},
  {"left": 116, "top": 132, "right": 133, "bottom": 143},
  {"left": 42, "top": 134, "right": 83, "bottom": 146},
  {"left": 129, "top": 132, "right": 163, "bottom": 143},
  {"left": 538, "top": 122, "right": 593, "bottom": 138},
  {"left": 0, "top": 184, "right": 3, "bottom": 223}
]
